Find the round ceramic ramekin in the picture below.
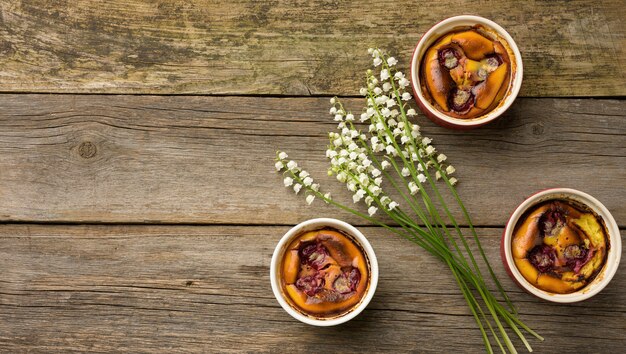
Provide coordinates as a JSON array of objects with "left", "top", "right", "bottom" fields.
[
  {"left": 270, "top": 218, "right": 378, "bottom": 326},
  {"left": 501, "top": 188, "right": 621, "bottom": 303},
  {"left": 410, "top": 15, "right": 523, "bottom": 130}
]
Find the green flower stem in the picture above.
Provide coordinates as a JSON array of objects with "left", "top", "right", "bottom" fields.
[
  {"left": 372, "top": 67, "right": 483, "bottom": 279},
  {"left": 459, "top": 274, "right": 507, "bottom": 354},
  {"left": 381, "top": 57, "right": 488, "bottom": 272},
  {"left": 392, "top": 212, "right": 509, "bottom": 352},
  {"left": 397, "top": 215, "right": 507, "bottom": 354},
  {"left": 385, "top": 55, "right": 516, "bottom": 318},
  {"left": 414, "top": 163, "right": 530, "bottom": 348},
  {"left": 280, "top": 158, "right": 439, "bottom": 259},
  {"left": 378, "top": 157, "right": 485, "bottom": 273},
  {"left": 361, "top": 83, "right": 517, "bottom": 337},
  {"left": 378, "top": 61, "right": 521, "bottom": 333},
  {"left": 364, "top": 85, "right": 481, "bottom": 286},
  {"left": 283, "top": 169, "right": 432, "bottom": 255},
  {"left": 320, "top": 158, "right": 490, "bottom": 286},
  {"left": 449, "top": 261, "right": 498, "bottom": 354},
  {"left": 383, "top": 156, "right": 442, "bottom": 240},
  {"left": 350, "top": 121, "right": 434, "bottom": 235},
  {"left": 325, "top": 164, "right": 450, "bottom": 263},
  {"left": 363, "top": 67, "right": 531, "bottom": 351},
  {"left": 437, "top": 166, "right": 519, "bottom": 315}
]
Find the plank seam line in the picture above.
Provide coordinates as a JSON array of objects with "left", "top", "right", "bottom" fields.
[
  {"left": 0, "top": 221, "right": 511, "bottom": 228},
  {"left": 0, "top": 221, "right": 624, "bottom": 230},
  {"left": 0, "top": 92, "right": 623, "bottom": 99}
]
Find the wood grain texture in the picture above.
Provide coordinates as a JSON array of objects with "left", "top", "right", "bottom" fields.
[
  {"left": 0, "top": 224, "right": 624, "bottom": 353},
  {"left": 0, "top": 0, "right": 624, "bottom": 96},
  {"left": 0, "top": 95, "right": 624, "bottom": 226}
]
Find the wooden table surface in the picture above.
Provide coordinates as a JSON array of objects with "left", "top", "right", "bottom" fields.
[{"left": 0, "top": 1, "right": 624, "bottom": 353}]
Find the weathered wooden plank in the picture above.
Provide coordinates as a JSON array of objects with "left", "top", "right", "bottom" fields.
[
  {"left": 0, "top": 95, "right": 623, "bottom": 226},
  {"left": 0, "top": 225, "right": 624, "bottom": 352},
  {"left": 0, "top": 0, "right": 623, "bottom": 96}
]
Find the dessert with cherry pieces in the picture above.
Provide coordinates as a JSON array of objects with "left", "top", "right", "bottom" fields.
[
  {"left": 280, "top": 229, "right": 370, "bottom": 318},
  {"left": 420, "top": 26, "right": 514, "bottom": 119},
  {"left": 511, "top": 200, "right": 609, "bottom": 294}
]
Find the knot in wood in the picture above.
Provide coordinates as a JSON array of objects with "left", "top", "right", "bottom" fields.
[
  {"left": 532, "top": 123, "right": 545, "bottom": 136},
  {"left": 78, "top": 141, "right": 97, "bottom": 159}
]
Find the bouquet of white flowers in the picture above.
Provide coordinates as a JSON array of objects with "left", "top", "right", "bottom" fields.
[{"left": 275, "top": 48, "right": 542, "bottom": 353}]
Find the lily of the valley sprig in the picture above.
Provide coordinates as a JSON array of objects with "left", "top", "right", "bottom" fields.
[{"left": 275, "top": 48, "right": 542, "bottom": 354}]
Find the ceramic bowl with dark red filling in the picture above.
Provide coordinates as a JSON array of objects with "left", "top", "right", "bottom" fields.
[
  {"left": 411, "top": 15, "right": 523, "bottom": 130},
  {"left": 501, "top": 188, "right": 621, "bottom": 303},
  {"left": 270, "top": 218, "right": 378, "bottom": 326}
]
